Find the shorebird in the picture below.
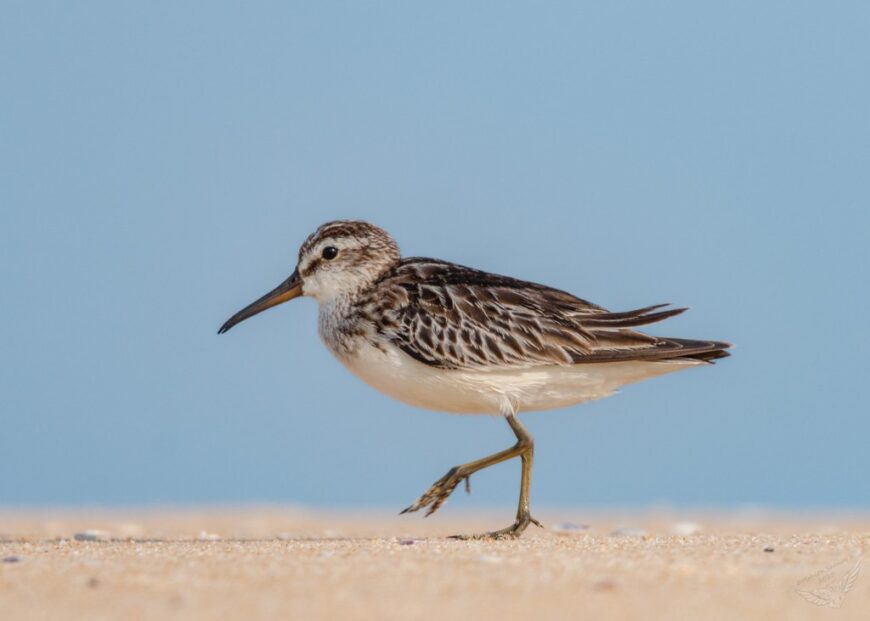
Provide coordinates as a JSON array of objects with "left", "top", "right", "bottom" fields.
[{"left": 219, "top": 220, "right": 730, "bottom": 539}]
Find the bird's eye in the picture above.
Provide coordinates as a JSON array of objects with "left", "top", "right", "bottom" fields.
[{"left": 321, "top": 246, "right": 339, "bottom": 260}]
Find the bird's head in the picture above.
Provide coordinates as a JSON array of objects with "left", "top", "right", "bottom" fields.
[{"left": 218, "top": 220, "right": 400, "bottom": 334}]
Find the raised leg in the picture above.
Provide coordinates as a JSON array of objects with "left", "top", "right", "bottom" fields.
[{"left": 401, "top": 411, "right": 543, "bottom": 539}]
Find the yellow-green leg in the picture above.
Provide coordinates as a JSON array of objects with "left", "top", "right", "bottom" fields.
[{"left": 401, "top": 412, "right": 542, "bottom": 539}]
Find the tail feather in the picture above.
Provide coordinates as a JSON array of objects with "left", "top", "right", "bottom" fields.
[
  {"left": 570, "top": 336, "right": 732, "bottom": 364},
  {"left": 656, "top": 338, "right": 732, "bottom": 363},
  {"left": 581, "top": 304, "right": 687, "bottom": 328},
  {"left": 568, "top": 302, "right": 732, "bottom": 366}
]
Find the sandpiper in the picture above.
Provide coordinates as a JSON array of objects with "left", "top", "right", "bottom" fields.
[{"left": 219, "top": 220, "right": 730, "bottom": 539}]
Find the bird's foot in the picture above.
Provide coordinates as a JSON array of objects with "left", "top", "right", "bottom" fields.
[
  {"left": 448, "top": 513, "right": 543, "bottom": 540},
  {"left": 400, "top": 466, "right": 469, "bottom": 517}
]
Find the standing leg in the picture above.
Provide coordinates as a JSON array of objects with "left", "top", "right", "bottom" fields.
[
  {"left": 454, "top": 413, "right": 542, "bottom": 539},
  {"left": 507, "top": 413, "right": 543, "bottom": 535}
]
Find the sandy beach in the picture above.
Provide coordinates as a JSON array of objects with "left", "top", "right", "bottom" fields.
[{"left": 1, "top": 507, "right": 868, "bottom": 620}]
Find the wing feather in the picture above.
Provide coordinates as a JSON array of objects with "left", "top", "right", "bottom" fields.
[{"left": 365, "top": 258, "right": 730, "bottom": 370}]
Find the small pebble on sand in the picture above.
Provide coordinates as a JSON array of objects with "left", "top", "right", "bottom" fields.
[
  {"left": 74, "top": 530, "right": 111, "bottom": 542},
  {"left": 197, "top": 531, "right": 221, "bottom": 541},
  {"left": 670, "top": 522, "right": 703, "bottom": 536},
  {"left": 552, "top": 522, "right": 590, "bottom": 535},
  {"left": 593, "top": 578, "right": 616, "bottom": 591},
  {"left": 763, "top": 545, "right": 775, "bottom": 553},
  {"left": 2, "top": 556, "right": 22, "bottom": 563}
]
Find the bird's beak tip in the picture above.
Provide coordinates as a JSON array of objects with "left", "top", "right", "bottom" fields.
[{"left": 217, "top": 270, "right": 302, "bottom": 335}]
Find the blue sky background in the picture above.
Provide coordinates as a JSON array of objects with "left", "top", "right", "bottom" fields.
[{"left": 2, "top": 2, "right": 868, "bottom": 509}]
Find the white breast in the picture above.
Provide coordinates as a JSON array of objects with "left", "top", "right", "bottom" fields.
[{"left": 331, "top": 338, "right": 702, "bottom": 415}]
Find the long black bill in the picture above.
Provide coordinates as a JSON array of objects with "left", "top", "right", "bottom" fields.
[{"left": 218, "top": 269, "right": 303, "bottom": 334}]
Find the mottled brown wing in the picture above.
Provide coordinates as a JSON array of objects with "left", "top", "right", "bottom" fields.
[{"left": 368, "top": 259, "right": 726, "bottom": 370}]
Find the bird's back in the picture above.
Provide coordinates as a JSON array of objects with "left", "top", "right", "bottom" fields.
[{"left": 355, "top": 257, "right": 730, "bottom": 372}]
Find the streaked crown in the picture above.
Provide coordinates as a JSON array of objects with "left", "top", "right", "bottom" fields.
[{"left": 297, "top": 220, "right": 400, "bottom": 303}]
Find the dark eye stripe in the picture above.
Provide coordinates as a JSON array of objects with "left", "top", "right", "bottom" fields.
[{"left": 301, "top": 257, "right": 322, "bottom": 276}]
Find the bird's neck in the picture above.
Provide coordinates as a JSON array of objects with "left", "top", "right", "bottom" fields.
[{"left": 317, "top": 293, "right": 365, "bottom": 358}]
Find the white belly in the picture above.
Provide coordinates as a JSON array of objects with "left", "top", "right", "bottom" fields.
[{"left": 334, "top": 340, "right": 702, "bottom": 415}]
